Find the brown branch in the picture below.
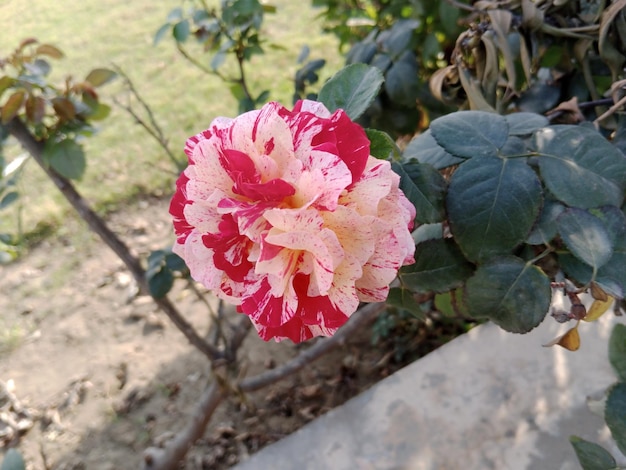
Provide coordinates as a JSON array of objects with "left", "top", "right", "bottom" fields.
[
  {"left": 139, "top": 303, "right": 384, "bottom": 468},
  {"left": 141, "top": 381, "right": 225, "bottom": 470},
  {"left": 239, "top": 302, "right": 386, "bottom": 392},
  {"left": 4, "top": 117, "right": 223, "bottom": 362}
]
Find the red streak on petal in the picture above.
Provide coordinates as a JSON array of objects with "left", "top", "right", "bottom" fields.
[
  {"left": 169, "top": 172, "right": 193, "bottom": 244},
  {"left": 202, "top": 215, "right": 253, "bottom": 282}
]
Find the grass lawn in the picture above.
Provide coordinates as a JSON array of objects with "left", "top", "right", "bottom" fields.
[{"left": 0, "top": 0, "right": 340, "bottom": 243}]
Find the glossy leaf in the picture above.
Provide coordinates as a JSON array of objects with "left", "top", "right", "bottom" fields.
[
  {"left": 526, "top": 200, "right": 566, "bottom": 245},
  {"left": 430, "top": 111, "right": 509, "bottom": 158},
  {"left": 569, "top": 436, "right": 616, "bottom": 470},
  {"left": 403, "top": 130, "right": 464, "bottom": 169},
  {"left": 366, "top": 128, "right": 399, "bottom": 160},
  {"left": 447, "top": 156, "right": 542, "bottom": 263},
  {"left": 386, "top": 287, "right": 425, "bottom": 320},
  {"left": 400, "top": 239, "right": 474, "bottom": 293},
  {"left": 606, "top": 382, "right": 626, "bottom": 456},
  {"left": 85, "top": 68, "right": 117, "bottom": 87},
  {"left": 609, "top": 325, "right": 626, "bottom": 385},
  {"left": 558, "top": 208, "right": 613, "bottom": 270},
  {"left": 535, "top": 126, "right": 626, "bottom": 208},
  {"left": 147, "top": 268, "right": 174, "bottom": 298},
  {"left": 392, "top": 161, "right": 446, "bottom": 224},
  {"left": 43, "top": 139, "right": 86, "bottom": 180},
  {"left": 318, "top": 63, "right": 384, "bottom": 120},
  {"left": 465, "top": 257, "right": 551, "bottom": 333},
  {"left": 505, "top": 112, "right": 549, "bottom": 136}
]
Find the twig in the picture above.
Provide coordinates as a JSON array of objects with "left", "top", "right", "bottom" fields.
[
  {"left": 111, "top": 65, "right": 181, "bottom": 171},
  {"left": 239, "top": 302, "right": 386, "bottom": 392},
  {"left": 4, "top": 118, "right": 223, "bottom": 362},
  {"left": 594, "top": 94, "right": 626, "bottom": 125},
  {"left": 139, "top": 303, "right": 384, "bottom": 468},
  {"left": 141, "top": 382, "right": 225, "bottom": 470}
]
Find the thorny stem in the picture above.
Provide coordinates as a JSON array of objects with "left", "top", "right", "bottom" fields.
[{"left": 4, "top": 117, "right": 223, "bottom": 362}]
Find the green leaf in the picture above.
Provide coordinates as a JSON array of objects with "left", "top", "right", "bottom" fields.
[
  {"left": 557, "top": 208, "right": 613, "bottom": 270},
  {"left": 0, "top": 191, "right": 18, "bottom": 210},
  {"left": 392, "top": 161, "right": 447, "bottom": 224},
  {"left": 386, "top": 287, "right": 425, "bottom": 320},
  {"left": 569, "top": 436, "right": 616, "bottom": 470},
  {"left": 366, "top": 128, "right": 399, "bottom": 160},
  {"left": 505, "top": 112, "right": 549, "bottom": 136},
  {"left": 154, "top": 23, "right": 171, "bottom": 46},
  {"left": 400, "top": 239, "right": 474, "bottom": 293},
  {"left": 465, "top": 256, "right": 551, "bottom": 333},
  {"left": 85, "top": 68, "right": 117, "bottom": 87},
  {"left": 165, "top": 252, "right": 187, "bottom": 272},
  {"left": 535, "top": 125, "right": 626, "bottom": 208},
  {"left": 173, "top": 19, "right": 191, "bottom": 43},
  {"left": 1, "top": 449, "right": 26, "bottom": 470},
  {"left": 384, "top": 58, "right": 419, "bottom": 106},
  {"left": 430, "top": 111, "right": 509, "bottom": 158},
  {"left": 447, "top": 157, "right": 543, "bottom": 263},
  {"left": 147, "top": 267, "right": 174, "bottom": 298},
  {"left": 317, "top": 63, "right": 384, "bottom": 120},
  {"left": 403, "top": 130, "right": 464, "bottom": 169},
  {"left": 606, "top": 382, "right": 626, "bottom": 456},
  {"left": 526, "top": 200, "right": 566, "bottom": 245},
  {"left": 43, "top": 139, "right": 86, "bottom": 180},
  {"left": 434, "top": 288, "right": 470, "bottom": 317},
  {"left": 609, "top": 324, "right": 626, "bottom": 382}
]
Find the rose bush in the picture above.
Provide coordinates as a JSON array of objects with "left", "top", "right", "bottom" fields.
[{"left": 170, "top": 99, "right": 415, "bottom": 342}]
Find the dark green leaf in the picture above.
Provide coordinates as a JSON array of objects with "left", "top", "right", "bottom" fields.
[
  {"left": 447, "top": 157, "right": 542, "bottom": 263},
  {"left": 365, "top": 129, "right": 399, "bottom": 160},
  {"left": 154, "top": 23, "right": 172, "bottom": 46},
  {"left": 43, "top": 139, "right": 86, "bottom": 180},
  {"left": 317, "top": 63, "right": 384, "bottom": 120},
  {"left": 165, "top": 252, "right": 187, "bottom": 272},
  {"left": 0, "top": 191, "right": 18, "bottom": 210},
  {"left": 211, "top": 51, "right": 227, "bottom": 71},
  {"left": 557, "top": 208, "right": 613, "bottom": 269},
  {"left": 527, "top": 200, "right": 566, "bottom": 245},
  {"left": 606, "top": 382, "right": 626, "bottom": 456},
  {"left": 85, "top": 68, "right": 117, "bottom": 87},
  {"left": 569, "top": 436, "right": 616, "bottom": 470},
  {"left": 430, "top": 111, "right": 509, "bottom": 158},
  {"left": 173, "top": 19, "right": 191, "bottom": 43},
  {"left": 386, "top": 287, "right": 425, "bottom": 320},
  {"left": 392, "top": 161, "right": 447, "bottom": 224},
  {"left": 609, "top": 324, "right": 626, "bottom": 382},
  {"left": 384, "top": 58, "right": 419, "bottom": 106},
  {"left": 403, "top": 130, "right": 464, "bottom": 169},
  {"left": 535, "top": 125, "right": 626, "bottom": 208},
  {"left": 505, "top": 112, "right": 549, "bottom": 136},
  {"left": 400, "top": 239, "right": 474, "bottom": 293},
  {"left": 465, "top": 256, "right": 551, "bottom": 333},
  {"left": 147, "top": 268, "right": 174, "bottom": 298},
  {"left": 1, "top": 448, "right": 26, "bottom": 470}
]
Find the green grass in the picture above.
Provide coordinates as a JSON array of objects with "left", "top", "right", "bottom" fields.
[{"left": 0, "top": 0, "right": 340, "bottom": 241}]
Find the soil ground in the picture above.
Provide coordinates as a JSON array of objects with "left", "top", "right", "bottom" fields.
[{"left": 0, "top": 198, "right": 459, "bottom": 469}]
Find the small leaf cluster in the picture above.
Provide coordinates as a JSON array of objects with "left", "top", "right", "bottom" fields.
[
  {"left": 155, "top": 0, "right": 275, "bottom": 112},
  {"left": 146, "top": 248, "right": 188, "bottom": 298},
  {"left": 398, "top": 110, "right": 626, "bottom": 333},
  {"left": 571, "top": 324, "right": 626, "bottom": 470},
  {"left": 0, "top": 38, "right": 116, "bottom": 180}
]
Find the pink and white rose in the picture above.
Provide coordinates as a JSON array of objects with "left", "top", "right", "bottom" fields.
[{"left": 170, "top": 100, "right": 415, "bottom": 342}]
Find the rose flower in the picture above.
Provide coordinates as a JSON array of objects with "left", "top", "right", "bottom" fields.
[{"left": 170, "top": 100, "right": 415, "bottom": 342}]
